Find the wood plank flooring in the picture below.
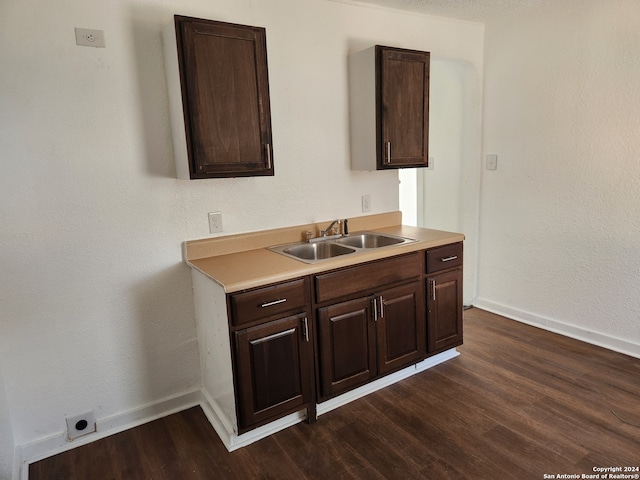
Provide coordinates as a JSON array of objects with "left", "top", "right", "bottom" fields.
[{"left": 29, "top": 308, "right": 640, "bottom": 479}]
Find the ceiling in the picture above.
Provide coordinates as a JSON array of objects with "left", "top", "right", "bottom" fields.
[{"left": 351, "top": 0, "right": 548, "bottom": 23}]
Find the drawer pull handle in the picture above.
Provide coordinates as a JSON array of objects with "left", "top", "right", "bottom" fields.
[
  {"left": 379, "top": 295, "right": 384, "bottom": 319},
  {"left": 384, "top": 142, "right": 391, "bottom": 164},
  {"left": 261, "top": 298, "right": 287, "bottom": 308},
  {"left": 440, "top": 255, "right": 458, "bottom": 262},
  {"left": 431, "top": 280, "right": 436, "bottom": 301},
  {"left": 251, "top": 328, "right": 296, "bottom": 345}
]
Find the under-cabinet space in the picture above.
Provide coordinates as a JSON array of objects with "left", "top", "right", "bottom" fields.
[{"left": 164, "top": 16, "right": 274, "bottom": 179}]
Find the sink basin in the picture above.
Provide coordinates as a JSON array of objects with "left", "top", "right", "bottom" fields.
[
  {"left": 280, "top": 242, "right": 356, "bottom": 262},
  {"left": 268, "top": 231, "right": 416, "bottom": 263},
  {"left": 335, "top": 233, "right": 413, "bottom": 249}
]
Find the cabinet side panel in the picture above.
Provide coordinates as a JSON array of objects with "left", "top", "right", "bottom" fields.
[
  {"left": 191, "top": 270, "right": 237, "bottom": 430},
  {"left": 349, "top": 47, "right": 377, "bottom": 170},
  {"left": 163, "top": 19, "right": 190, "bottom": 180}
]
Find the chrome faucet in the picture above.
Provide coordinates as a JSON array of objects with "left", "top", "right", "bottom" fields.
[
  {"left": 308, "top": 219, "right": 349, "bottom": 243},
  {"left": 321, "top": 219, "right": 342, "bottom": 237}
]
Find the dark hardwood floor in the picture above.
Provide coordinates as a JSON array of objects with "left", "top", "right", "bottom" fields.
[{"left": 30, "top": 308, "right": 640, "bottom": 479}]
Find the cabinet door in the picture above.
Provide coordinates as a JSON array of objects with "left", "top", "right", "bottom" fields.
[
  {"left": 376, "top": 282, "right": 426, "bottom": 375},
  {"left": 317, "top": 297, "right": 377, "bottom": 398},
  {"left": 176, "top": 16, "right": 274, "bottom": 178},
  {"left": 234, "top": 313, "right": 312, "bottom": 431},
  {"left": 377, "top": 46, "right": 430, "bottom": 168},
  {"left": 427, "top": 269, "right": 463, "bottom": 353}
]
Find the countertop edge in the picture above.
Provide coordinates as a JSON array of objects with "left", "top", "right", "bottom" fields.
[{"left": 186, "top": 224, "right": 464, "bottom": 293}]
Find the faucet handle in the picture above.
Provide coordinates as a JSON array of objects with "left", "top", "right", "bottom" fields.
[{"left": 304, "top": 231, "right": 315, "bottom": 242}]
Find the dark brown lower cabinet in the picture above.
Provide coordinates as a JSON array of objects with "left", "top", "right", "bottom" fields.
[
  {"left": 317, "top": 297, "right": 377, "bottom": 398},
  {"left": 317, "top": 281, "right": 424, "bottom": 399},
  {"left": 427, "top": 269, "right": 463, "bottom": 353},
  {"left": 234, "top": 313, "right": 313, "bottom": 432},
  {"left": 229, "top": 243, "right": 463, "bottom": 433},
  {"left": 377, "top": 282, "right": 426, "bottom": 375}
]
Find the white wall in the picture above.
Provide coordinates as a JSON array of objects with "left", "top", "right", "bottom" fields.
[
  {"left": 0, "top": 0, "right": 483, "bottom": 468},
  {"left": 476, "top": 0, "right": 640, "bottom": 355},
  {"left": 0, "top": 361, "right": 15, "bottom": 480},
  {"left": 401, "top": 57, "right": 483, "bottom": 305}
]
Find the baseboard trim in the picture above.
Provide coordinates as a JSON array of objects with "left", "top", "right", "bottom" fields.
[
  {"left": 317, "top": 349, "right": 460, "bottom": 416},
  {"left": 199, "top": 389, "right": 307, "bottom": 452},
  {"left": 473, "top": 298, "right": 640, "bottom": 359},
  {"left": 17, "top": 389, "right": 202, "bottom": 480},
  {"left": 16, "top": 349, "right": 462, "bottom": 478}
]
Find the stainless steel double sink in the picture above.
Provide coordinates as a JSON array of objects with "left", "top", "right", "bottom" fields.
[{"left": 268, "top": 232, "right": 416, "bottom": 264}]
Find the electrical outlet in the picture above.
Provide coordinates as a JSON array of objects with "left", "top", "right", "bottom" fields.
[
  {"left": 361, "top": 195, "right": 371, "bottom": 213},
  {"left": 74, "top": 28, "right": 106, "bottom": 48},
  {"left": 66, "top": 410, "right": 96, "bottom": 440},
  {"left": 208, "top": 212, "right": 223, "bottom": 233}
]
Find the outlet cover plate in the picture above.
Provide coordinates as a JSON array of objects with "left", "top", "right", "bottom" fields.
[
  {"left": 361, "top": 195, "right": 371, "bottom": 213},
  {"left": 208, "top": 212, "right": 223, "bottom": 233},
  {"left": 75, "top": 28, "right": 106, "bottom": 48},
  {"left": 66, "top": 410, "right": 96, "bottom": 440}
]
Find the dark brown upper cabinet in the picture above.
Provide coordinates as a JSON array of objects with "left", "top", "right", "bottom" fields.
[
  {"left": 164, "top": 16, "right": 274, "bottom": 179},
  {"left": 349, "top": 45, "right": 430, "bottom": 170}
]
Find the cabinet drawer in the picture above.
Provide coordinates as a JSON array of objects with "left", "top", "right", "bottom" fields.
[
  {"left": 315, "top": 253, "right": 421, "bottom": 304},
  {"left": 426, "top": 243, "right": 463, "bottom": 273},
  {"left": 230, "top": 278, "right": 308, "bottom": 326}
]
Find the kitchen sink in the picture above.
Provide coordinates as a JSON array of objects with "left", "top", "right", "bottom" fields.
[
  {"left": 334, "top": 233, "right": 411, "bottom": 249},
  {"left": 268, "top": 231, "right": 417, "bottom": 264},
  {"left": 282, "top": 242, "right": 356, "bottom": 261}
]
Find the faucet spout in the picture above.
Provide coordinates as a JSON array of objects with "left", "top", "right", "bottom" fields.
[{"left": 321, "top": 219, "right": 341, "bottom": 237}]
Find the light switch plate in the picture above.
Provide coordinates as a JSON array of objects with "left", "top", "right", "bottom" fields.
[
  {"left": 75, "top": 28, "right": 106, "bottom": 48},
  {"left": 486, "top": 154, "right": 498, "bottom": 170}
]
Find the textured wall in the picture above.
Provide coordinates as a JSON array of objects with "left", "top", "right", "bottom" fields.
[
  {"left": 477, "top": 0, "right": 640, "bottom": 352},
  {"left": 0, "top": 0, "right": 483, "bottom": 460},
  {"left": 0, "top": 360, "right": 15, "bottom": 480}
]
